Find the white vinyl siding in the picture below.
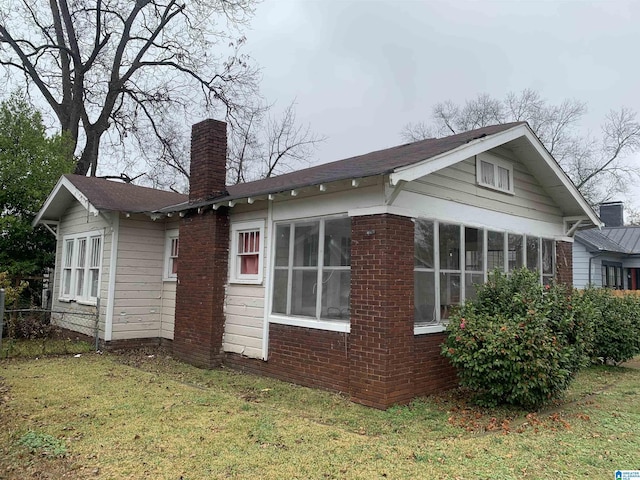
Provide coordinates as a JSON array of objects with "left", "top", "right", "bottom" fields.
[
  {"left": 224, "top": 211, "right": 268, "bottom": 359},
  {"left": 572, "top": 240, "right": 593, "bottom": 289},
  {"left": 52, "top": 202, "right": 111, "bottom": 338},
  {"left": 400, "top": 150, "right": 563, "bottom": 225},
  {"left": 111, "top": 215, "right": 165, "bottom": 341}
]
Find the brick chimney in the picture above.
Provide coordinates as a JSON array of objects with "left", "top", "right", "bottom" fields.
[
  {"left": 599, "top": 201, "right": 624, "bottom": 227},
  {"left": 174, "top": 118, "right": 230, "bottom": 368},
  {"left": 189, "top": 119, "right": 227, "bottom": 203}
]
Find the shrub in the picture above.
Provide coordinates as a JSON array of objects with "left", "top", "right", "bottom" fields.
[
  {"left": 442, "top": 269, "right": 589, "bottom": 408},
  {"left": 578, "top": 287, "right": 640, "bottom": 365}
]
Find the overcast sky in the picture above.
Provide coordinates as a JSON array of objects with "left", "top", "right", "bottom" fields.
[{"left": 243, "top": 0, "right": 640, "bottom": 204}]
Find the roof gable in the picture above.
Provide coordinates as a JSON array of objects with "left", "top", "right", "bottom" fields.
[{"left": 33, "top": 175, "right": 187, "bottom": 225}]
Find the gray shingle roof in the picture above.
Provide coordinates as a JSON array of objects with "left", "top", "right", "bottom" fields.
[
  {"left": 65, "top": 174, "right": 187, "bottom": 213},
  {"left": 167, "top": 122, "right": 526, "bottom": 211},
  {"left": 576, "top": 227, "right": 640, "bottom": 254}
]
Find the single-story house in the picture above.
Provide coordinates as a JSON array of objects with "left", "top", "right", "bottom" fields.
[
  {"left": 574, "top": 201, "right": 640, "bottom": 289},
  {"left": 35, "top": 119, "right": 600, "bottom": 408}
]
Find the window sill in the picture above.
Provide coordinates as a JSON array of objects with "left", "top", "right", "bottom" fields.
[
  {"left": 58, "top": 297, "right": 73, "bottom": 303},
  {"left": 76, "top": 299, "right": 98, "bottom": 306},
  {"left": 163, "top": 277, "right": 177, "bottom": 282},
  {"left": 414, "top": 324, "right": 446, "bottom": 335},
  {"left": 229, "top": 277, "right": 263, "bottom": 285},
  {"left": 477, "top": 182, "right": 515, "bottom": 195},
  {"left": 269, "top": 315, "right": 350, "bottom": 333}
]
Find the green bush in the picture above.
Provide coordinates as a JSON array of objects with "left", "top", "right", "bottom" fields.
[
  {"left": 442, "top": 269, "right": 589, "bottom": 408},
  {"left": 578, "top": 288, "right": 640, "bottom": 365}
]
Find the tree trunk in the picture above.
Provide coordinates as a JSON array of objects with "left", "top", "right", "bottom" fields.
[{"left": 74, "top": 128, "right": 101, "bottom": 176}]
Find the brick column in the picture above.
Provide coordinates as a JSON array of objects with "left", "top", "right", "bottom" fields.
[
  {"left": 173, "top": 208, "right": 229, "bottom": 368},
  {"left": 556, "top": 240, "right": 573, "bottom": 287},
  {"left": 349, "top": 214, "right": 414, "bottom": 409}
]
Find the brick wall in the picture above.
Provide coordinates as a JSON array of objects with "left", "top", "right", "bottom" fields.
[
  {"left": 555, "top": 240, "right": 573, "bottom": 287},
  {"left": 349, "top": 214, "right": 415, "bottom": 408},
  {"left": 173, "top": 209, "right": 229, "bottom": 368},
  {"left": 414, "top": 332, "right": 458, "bottom": 396},
  {"left": 225, "top": 324, "right": 350, "bottom": 393}
]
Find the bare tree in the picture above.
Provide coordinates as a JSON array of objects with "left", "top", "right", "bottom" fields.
[
  {"left": 142, "top": 99, "right": 326, "bottom": 191},
  {"left": 401, "top": 89, "right": 640, "bottom": 205},
  {"left": 0, "top": 0, "right": 259, "bottom": 176}
]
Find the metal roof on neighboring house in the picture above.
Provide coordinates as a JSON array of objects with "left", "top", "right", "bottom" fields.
[{"left": 575, "top": 226, "right": 640, "bottom": 254}]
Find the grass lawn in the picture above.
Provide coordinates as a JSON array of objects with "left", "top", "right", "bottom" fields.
[{"left": 1, "top": 348, "right": 639, "bottom": 479}]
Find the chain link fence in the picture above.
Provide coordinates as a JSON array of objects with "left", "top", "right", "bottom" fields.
[{"left": 0, "top": 279, "right": 100, "bottom": 357}]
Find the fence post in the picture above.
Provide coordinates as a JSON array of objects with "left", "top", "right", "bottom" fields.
[
  {"left": 0, "top": 289, "right": 4, "bottom": 353},
  {"left": 94, "top": 297, "right": 101, "bottom": 352}
]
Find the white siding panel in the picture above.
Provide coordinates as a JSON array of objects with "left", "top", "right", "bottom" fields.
[
  {"left": 572, "top": 241, "right": 592, "bottom": 289},
  {"left": 161, "top": 281, "right": 176, "bottom": 340},
  {"left": 51, "top": 201, "right": 110, "bottom": 338},
  {"left": 111, "top": 214, "right": 164, "bottom": 341},
  {"left": 223, "top": 210, "right": 268, "bottom": 359}
]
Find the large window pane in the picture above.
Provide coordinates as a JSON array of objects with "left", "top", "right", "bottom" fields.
[
  {"left": 293, "top": 222, "right": 319, "bottom": 267},
  {"left": 321, "top": 270, "right": 350, "bottom": 319},
  {"left": 542, "top": 239, "right": 554, "bottom": 275},
  {"left": 291, "top": 269, "right": 318, "bottom": 317},
  {"left": 465, "top": 273, "right": 485, "bottom": 301},
  {"left": 508, "top": 234, "right": 523, "bottom": 271},
  {"left": 415, "top": 271, "right": 436, "bottom": 324},
  {"left": 439, "top": 223, "right": 460, "bottom": 270},
  {"left": 465, "top": 227, "right": 483, "bottom": 272},
  {"left": 324, "top": 218, "right": 351, "bottom": 266},
  {"left": 415, "top": 220, "right": 434, "bottom": 268},
  {"left": 275, "top": 225, "right": 290, "bottom": 267},
  {"left": 440, "top": 273, "right": 460, "bottom": 320},
  {"left": 527, "top": 237, "right": 539, "bottom": 271},
  {"left": 272, "top": 269, "right": 289, "bottom": 314},
  {"left": 487, "top": 231, "right": 504, "bottom": 272}
]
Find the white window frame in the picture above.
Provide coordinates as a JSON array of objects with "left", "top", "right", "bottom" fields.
[
  {"left": 59, "top": 231, "right": 103, "bottom": 305},
  {"left": 230, "top": 220, "right": 264, "bottom": 284},
  {"left": 414, "top": 218, "right": 555, "bottom": 335},
  {"left": 476, "top": 154, "right": 515, "bottom": 195},
  {"left": 269, "top": 215, "right": 351, "bottom": 332},
  {"left": 164, "top": 229, "right": 179, "bottom": 281}
]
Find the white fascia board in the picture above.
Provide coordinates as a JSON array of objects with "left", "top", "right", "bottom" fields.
[
  {"left": 32, "top": 176, "right": 99, "bottom": 226},
  {"left": 389, "top": 124, "right": 529, "bottom": 186}
]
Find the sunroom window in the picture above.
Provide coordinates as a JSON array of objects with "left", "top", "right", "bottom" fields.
[
  {"left": 414, "top": 218, "right": 555, "bottom": 330},
  {"left": 272, "top": 217, "right": 351, "bottom": 321}
]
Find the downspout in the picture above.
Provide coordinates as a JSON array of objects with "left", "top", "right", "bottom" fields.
[{"left": 261, "top": 199, "right": 274, "bottom": 361}]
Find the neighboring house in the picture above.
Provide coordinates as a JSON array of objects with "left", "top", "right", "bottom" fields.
[
  {"left": 574, "top": 202, "right": 640, "bottom": 289},
  {"left": 35, "top": 119, "right": 600, "bottom": 408},
  {"left": 33, "top": 175, "right": 186, "bottom": 345}
]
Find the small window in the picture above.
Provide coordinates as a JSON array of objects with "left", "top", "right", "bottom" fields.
[
  {"left": 164, "top": 229, "right": 179, "bottom": 280},
  {"left": 231, "top": 221, "right": 264, "bottom": 284},
  {"left": 476, "top": 154, "right": 514, "bottom": 194},
  {"left": 602, "top": 261, "right": 623, "bottom": 289}
]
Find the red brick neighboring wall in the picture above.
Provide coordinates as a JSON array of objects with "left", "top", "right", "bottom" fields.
[
  {"left": 556, "top": 240, "right": 573, "bottom": 287},
  {"left": 349, "top": 214, "right": 415, "bottom": 408}
]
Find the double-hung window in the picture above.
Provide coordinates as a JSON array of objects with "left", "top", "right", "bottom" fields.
[
  {"left": 60, "top": 232, "right": 102, "bottom": 304},
  {"left": 230, "top": 221, "right": 264, "bottom": 284},
  {"left": 272, "top": 217, "right": 351, "bottom": 322},
  {"left": 164, "top": 229, "right": 179, "bottom": 280}
]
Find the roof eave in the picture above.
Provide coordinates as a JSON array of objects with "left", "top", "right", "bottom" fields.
[{"left": 32, "top": 176, "right": 99, "bottom": 227}]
